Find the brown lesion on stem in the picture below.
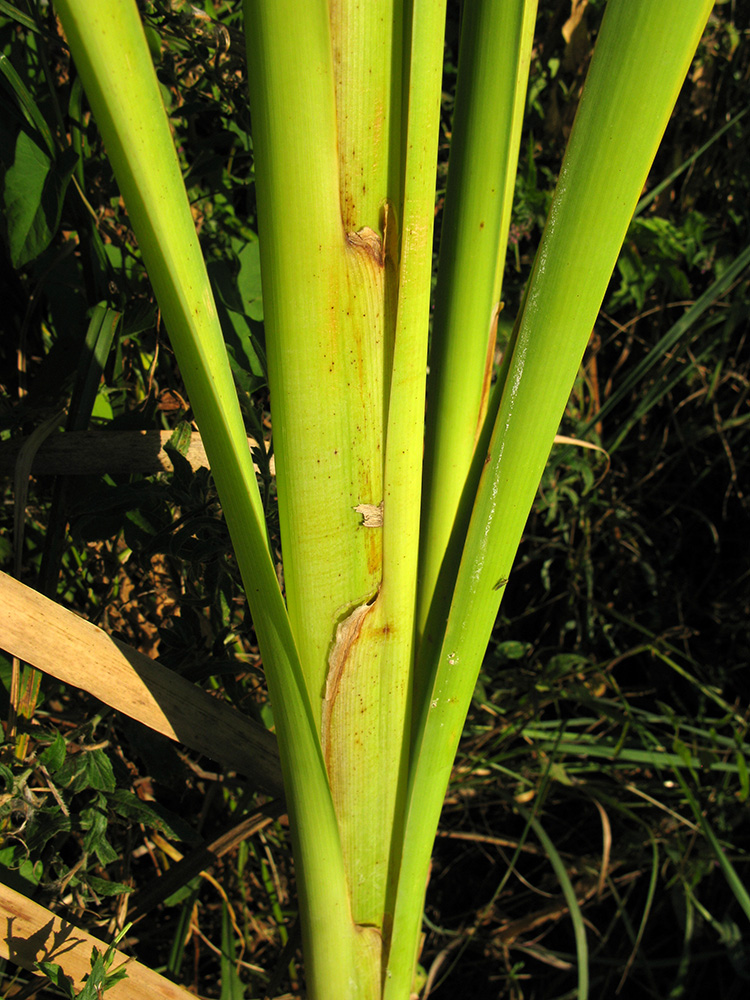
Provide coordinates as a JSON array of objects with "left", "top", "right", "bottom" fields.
[
  {"left": 354, "top": 501, "right": 384, "bottom": 527},
  {"left": 343, "top": 197, "right": 397, "bottom": 273},
  {"left": 345, "top": 226, "right": 385, "bottom": 266},
  {"left": 474, "top": 300, "right": 502, "bottom": 450},
  {"left": 321, "top": 594, "right": 377, "bottom": 768},
  {"left": 381, "top": 199, "right": 399, "bottom": 422}
]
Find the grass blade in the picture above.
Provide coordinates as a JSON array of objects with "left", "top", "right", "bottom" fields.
[
  {"left": 636, "top": 107, "right": 749, "bottom": 217},
  {"left": 674, "top": 770, "right": 750, "bottom": 924},
  {"left": 220, "top": 901, "right": 246, "bottom": 1000},
  {"left": 521, "top": 808, "right": 589, "bottom": 1000},
  {"left": 583, "top": 242, "right": 750, "bottom": 448}
]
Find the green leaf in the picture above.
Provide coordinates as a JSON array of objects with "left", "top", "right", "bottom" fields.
[
  {"left": 166, "top": 420, "right": 192, "bottom": 458},
  {"left": 674, "top": 769, "right": 750, "bottom": 925},
  {"left": 124, "top": 507, "right": 159, "bottom": 546},
  {"left": 91, "top": 389, "right": 113, "bottom": 421},
  {"left": 220, "top": 901, "right": 246, "bottom": 1000},
  {"left": 547, "top": 653, "right": 591, "bottom": 676},
  {"left": 0, "top": 1, "right": 41, "bottom": 33},
  {"left": 80, "top": 806, "right": 119, "bottom": 866},
  {"left": 36, "top": 960, "right": 76, "bottom": 998},
  {"left": 494, "top": 640, "right": 531, "bottom": 661},
  {"left": 2, "top": 131, "right": 78, "bottom": 267},
  {"left": 107, "top": 789, "right": 197, "bottom": 843},
  {"left": 736, "top": 751, "right": 749, "bottom": 802},
  {"left": 17, "top": 857, "right": 44, "bottom": 887},
  {"left": 39, "top": 731, "right": 68, "bottom": 772},
  {"left": 82, "top": 749, "right": 116, "bottom": 793},
  {"left": 226, "top": 343, "right": 265, "bottom": 396},
  {"left": 25, "top": 809, "right": 71, "bottom": 855},
  {"left": 85, "top": 874, "right": 134, "bottom": 898},
  {"left": 0, "top": 845, "right": 18, "bottom": 867},
  {"left": 548, "top": 761, "right": 573, "bottom": 786},
  {"left": 236, "top": 239, "right": 263, "bottom": 321},
  {"left": 673, "top": 737, "right": 697, "bottom": 777},
  {"left": 523, "top": 809, "right": 589, "bottom": 999},
  {"left": 163, "top": 875, "right": 201, "bottom": 907},
  {"left": 208, "top": 258, "right": 266, "bottom": 384},
  {"left": 0, "top": 51, "right": 55, "bottom": 152},
  {"left": 77, "top": 945, "right": 128, "bottom": 999}
]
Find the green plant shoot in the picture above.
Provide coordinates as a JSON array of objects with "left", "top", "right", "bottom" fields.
[{"left": 48, "top": 0, "right": 715, "bottom": 996}]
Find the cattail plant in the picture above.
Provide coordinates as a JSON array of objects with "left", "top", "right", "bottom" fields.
[{"left": 33, "top": 0, "right": 716, "bottom": 996}]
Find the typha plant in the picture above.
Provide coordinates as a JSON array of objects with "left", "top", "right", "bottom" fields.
[{"left": 41, "top": 0, "right": 715, "bottom": 996}]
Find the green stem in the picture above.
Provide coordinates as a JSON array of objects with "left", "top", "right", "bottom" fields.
[
  {"left": 387, "top": 3, "right": 713, "bottom": 996},
  {"left": 418, "top": 0, "right": 537, "bottom": 644},
  {"left": 54, "top": 2, "right": 359, "bottom": 995}
]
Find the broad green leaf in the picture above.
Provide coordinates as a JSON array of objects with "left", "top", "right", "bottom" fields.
[
  {"left": 82, "top": 749, "right": 116, "bottom": 793},
  {"left": 85, "top": 875, "right": 134, "bottom": 898},
  {"left": 39, "top": 731, "right": 67, "bottom": 772},
  {"left": 80, "top": 806, "right": 119, "bottom": 865},
  {"left": 17, "top": 857, "right": 44, "bottom": 887},
  {"left": 36, "top": 960, "right": 75, "bottom": 998},
  {"left": 3, "top": 131, "right": 77, "bottom": 267},
  {"left": 237, "top": 240, "right": 264, "bottom": 321},
  {"left": 108, "top": 789, "right": 196, "bottom": 841}
]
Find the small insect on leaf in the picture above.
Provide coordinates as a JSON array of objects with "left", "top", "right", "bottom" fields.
[{"left": 493, "top": 577, "right": 509, "bottom": 591}]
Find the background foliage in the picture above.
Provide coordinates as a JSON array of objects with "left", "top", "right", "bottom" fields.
[{"left": 1, "top": 1, "right": 749, "bottom": 997}]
